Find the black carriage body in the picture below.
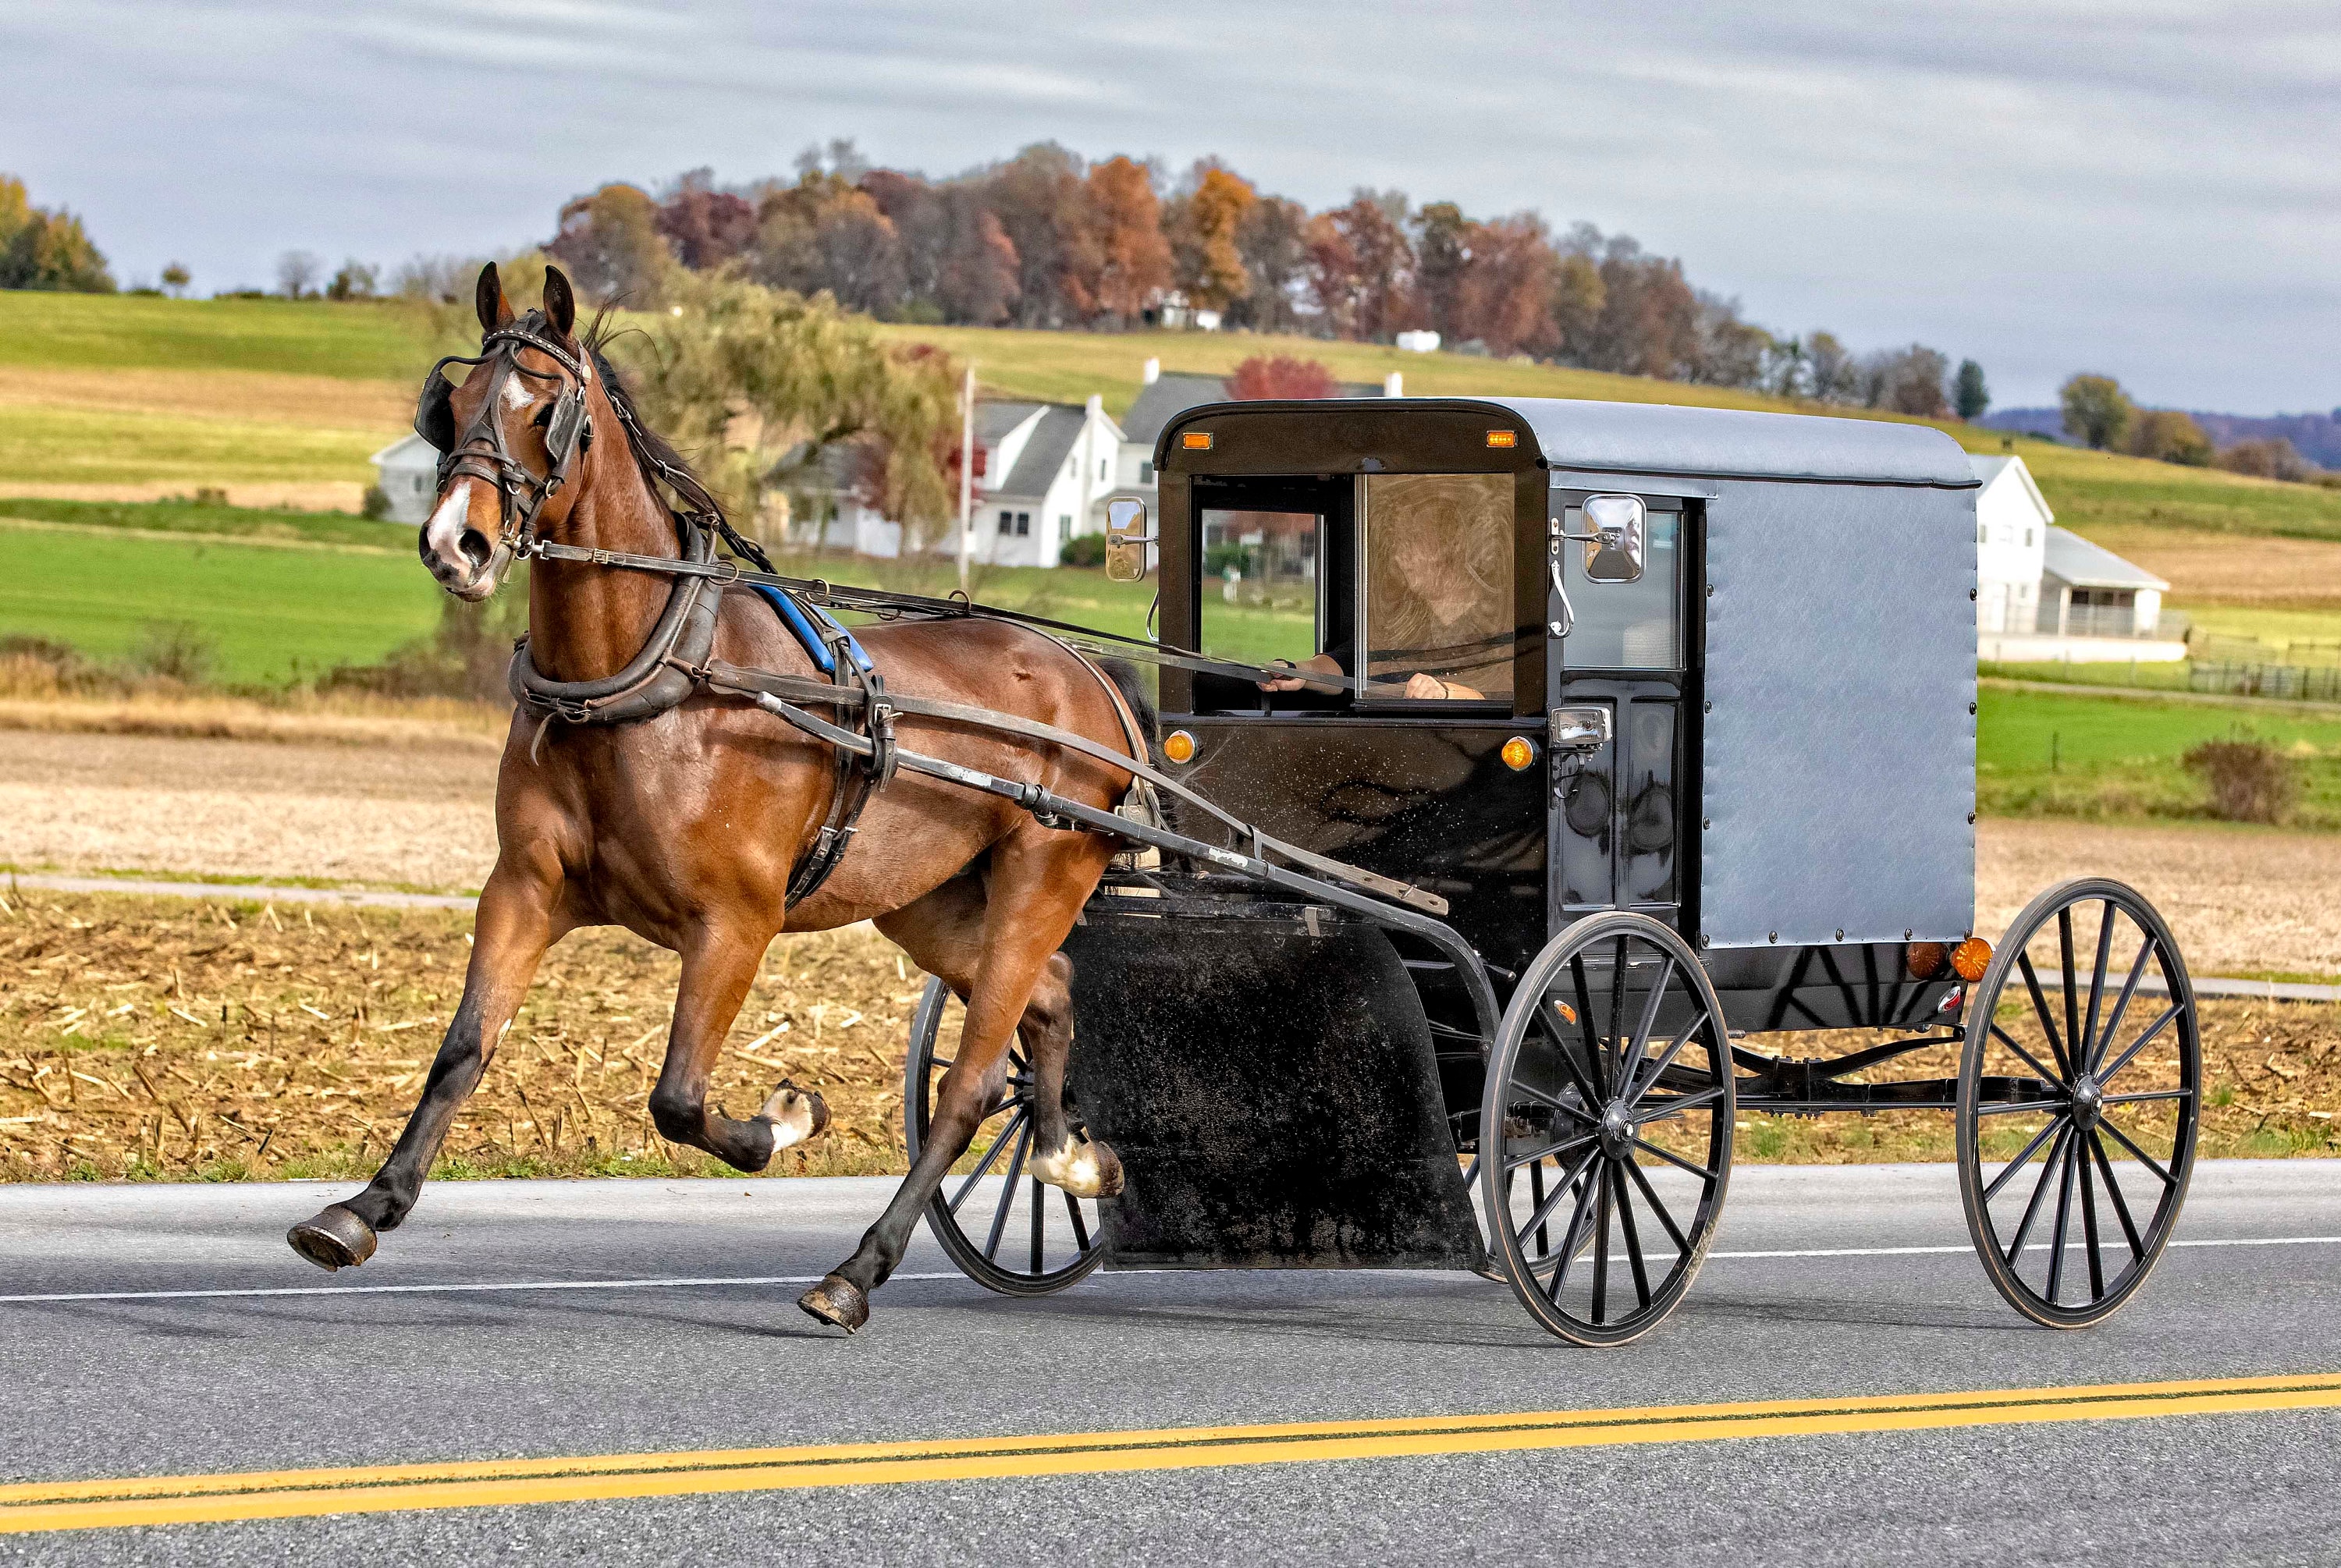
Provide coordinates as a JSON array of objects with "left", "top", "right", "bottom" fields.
[{"left": 1058, "top": 396, "right": 1981, "bottom": 1271}]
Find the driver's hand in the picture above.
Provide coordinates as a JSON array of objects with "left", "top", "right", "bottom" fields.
[
  {"left": 1259, "top": 661, "right": 1305, "bottom": 693},
  {"left": 1405, "top": 672, "right": 1451, "bottom": 699}
]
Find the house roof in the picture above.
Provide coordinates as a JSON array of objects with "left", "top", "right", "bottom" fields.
[
  {"left": 371, "top": 433, "right": 436, "bottom": 468},
  {"left": 977, "top": 401, "right": 1045, "bottom": 445},
  {"left": 1969, "top": 452, "right": 2055, "bottom": 522},
  {"left": 996, "top": 405, "right": 1090, "bottom": 500},
  {"left": 2043, "top": 525, "right": 2168, "bottom": 591}
]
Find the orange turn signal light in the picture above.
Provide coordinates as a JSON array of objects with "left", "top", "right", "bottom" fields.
[
  {"left": 1950, "top": 936, "right": 1993, "bottom": 983},
  {"left": 1181, "top": 431, "right": 1213, "bottom": 450},
  {"left": 1555, "top": 1001, "right": 1578, "bottom": 1025},
  {"left": 1163, "top": 729, "right": 1197, "bottom": 764},
  {"left": 1500, "top": 736, "right": 1537, "bottom": 772},
  {"left": 1486, "top": 429, "right": 1518, "bottom": 449}
]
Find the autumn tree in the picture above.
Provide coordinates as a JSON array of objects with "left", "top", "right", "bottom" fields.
[
  {"left": 2060, "top": 373, "right": 2134, "bottom": 450},
  {"left": 547, "top": 183, "right": 676, "bottom": 306},
  {"left": 2127, "top": 409, "right": 2213, "bottom": 466},
  {"left": 752, "top": 173, "right": 906, "bottom": 315},
  {"left": 2215, "top": 438, "right": 2312, "bottom": 482},
  {"left": 1164, "top": 162, "right": 1256, "bottom": 314},
  {"left": 1549, "top": 250, "right": 1604, "bottom": 360},
  {"left": 1686, "top": 294, "right": 1772, "bottom": 388},
  {"left": 1412, "top": 200, "right": 1471, "bottom": 342},
  {"left": 655, "top": 169, "right": 757, "bottom": 271},
  {"left": 1308, "top": 191, "right": 1415, "bottom": 341},
  {"left": 1451, "top": 213, "right": 1560, "bottom": 358},
  {"left": 1228, "top": 195, "right": 1309, "bottom": 333},
  {"left": 982, "top": 143, "right": 1102, "bottom": 327},
  {"left": 160, "top": 261, "right": 190, "bottom": 297},
  {"left": 1086, "top": 155, "right": 1172, "bottom": 322},
  {"left": 0, "top": 176, "right": 115, "bottom": 293},
  {"left": 1224, "top": 355, "right": 1340, "bottom": 400},
  {"left": 1806, "top": 331, "right": 1859, "bottom": 403},
  {"left": 1863, "top": 344, "right": 1951, "bottom": 417}
]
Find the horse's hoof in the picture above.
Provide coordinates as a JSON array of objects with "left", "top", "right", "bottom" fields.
[
  {"left": 286, "top": 1204, "right": 377, "bottom": 1272},
  {"left": 1032, "top": 1135, "right": 1124, "bottom": 1200},
  {"left": 798, "top": 1274, "right": 869, "bottom": 1335},
  {"left": 759, "top": 1080, "right": 829, "bottom": 1154}
]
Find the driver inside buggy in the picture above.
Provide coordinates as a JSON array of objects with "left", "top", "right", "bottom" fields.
[{"left": 1206, "top": 471, "right": 1513, "bottom": 707}]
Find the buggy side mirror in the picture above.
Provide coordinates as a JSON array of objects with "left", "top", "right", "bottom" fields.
[
  {"left": 1579, "top": 494, "right": 1647, "bottom": 583},
  {"left": 1104, "top": 496, "right": 1152, "bottom": 582}
]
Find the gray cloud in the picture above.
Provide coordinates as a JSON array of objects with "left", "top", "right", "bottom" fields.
[{"left": 5, "top": 0, "right": 2336, "bottom": 412}]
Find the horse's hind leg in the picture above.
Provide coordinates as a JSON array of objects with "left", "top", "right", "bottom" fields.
[
  {"left": 286, "top": 864, "right": 559, "bottom": 1270},
  {"left": 801, "top": 832, "right": 1111, "bottom": 1332}
]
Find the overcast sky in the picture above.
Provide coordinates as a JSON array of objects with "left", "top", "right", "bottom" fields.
[{"left": 7, "top": 0, "right": 2336, "bottom": 413}]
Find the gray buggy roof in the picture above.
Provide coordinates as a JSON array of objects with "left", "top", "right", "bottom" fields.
[{"left": 1487, "top": 397, "right": 1978, "bottom": 488}]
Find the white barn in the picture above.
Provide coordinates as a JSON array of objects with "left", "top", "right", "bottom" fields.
[
  {"left": 370, "top": 435, "right": 439, "bottom": 525},
  {"left": 1972, "top": 454, "right": 2181, "bottom": 662}
]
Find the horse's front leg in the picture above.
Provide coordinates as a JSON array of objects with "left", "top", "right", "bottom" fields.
[
  {"left": 286, "top": 862, "right": 560, "bottom": 1270},
  {"left": 646, "top": 929, "right": 829, "bottom": 1172},
  {"left": 1020, "top": 950, "right": 1122, "bottom": 1201}
]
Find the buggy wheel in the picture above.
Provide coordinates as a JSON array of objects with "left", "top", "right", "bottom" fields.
[
  {"left": 1957, "top": 878, "right": 2201, "bottom": 1328},
  {"left": 1480, "top": 912, "right": 1733, "bottom": 1346},
  {"left": 904, "top": 977, "right": 1106, "bottom": 1296}
]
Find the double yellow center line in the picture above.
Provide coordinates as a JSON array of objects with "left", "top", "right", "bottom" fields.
[{"left": 5, "top": 1372, "right": 2336, "bottom": 1534}]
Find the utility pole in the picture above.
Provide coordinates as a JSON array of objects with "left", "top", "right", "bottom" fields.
[{"left": 957, "top": 363, "right": 975, "bottom": 591}]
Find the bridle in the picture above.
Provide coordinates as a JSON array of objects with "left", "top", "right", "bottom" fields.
[{"left": 414, "top": 321, "right": 596, "bottom": 590}]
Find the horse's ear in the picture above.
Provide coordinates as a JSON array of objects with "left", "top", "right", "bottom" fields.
[
  {"left": 474, "top": 262, "right": 514, "bottom": 335},
  {"left": 542, "top": 266, "right": 577, "bottom": 341}
]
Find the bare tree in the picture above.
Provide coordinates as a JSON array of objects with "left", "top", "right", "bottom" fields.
[{"left": 275, "top": 250, "right": 322, "bottom": 300}]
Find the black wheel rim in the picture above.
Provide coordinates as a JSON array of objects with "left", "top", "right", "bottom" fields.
[
  {"left": 1957, "top": 880, "right": 2200, "bottom": 1328},
  {"left": 906, "top": 977, "right": 1105, "bottom": 1296},
  {"left": 1481, "top": 913, "right": 1732, "bottom": 1346}
]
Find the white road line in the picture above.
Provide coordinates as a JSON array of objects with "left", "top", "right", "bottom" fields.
[{"left": 1, "top": 1236, "right": 2335, "bottom": 1307}]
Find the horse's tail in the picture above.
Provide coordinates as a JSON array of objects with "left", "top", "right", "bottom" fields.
[{"left": 1092, "top": 656, "right": 1159, "bottom": 762}]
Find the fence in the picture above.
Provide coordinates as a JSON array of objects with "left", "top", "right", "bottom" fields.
[
  {"left": 2031, "top": 604, "right": 2191, "bottom": 640},
  {"left": 2190, "top": 661, "right": 2341, "bottom": 701}
]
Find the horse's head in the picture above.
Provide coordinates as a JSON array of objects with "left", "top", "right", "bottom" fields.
[{"left": 415, "top": 262, "right": 598, "bottom": 601}]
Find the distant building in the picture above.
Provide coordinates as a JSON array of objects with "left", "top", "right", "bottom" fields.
[
  {"left": 967, "top": 396, "right": 1126, "bottom": 569},
  {"left": 1114, "top": 358, "right": 1394, "bottom": 515},
  {"left": 1973, "top": 454, "right": 2182, "bottom": 662},
  {"left": 370, "top": 435, "right": 439, "bottom": 524}
]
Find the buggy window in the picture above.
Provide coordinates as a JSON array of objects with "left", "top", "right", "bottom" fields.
[
  {"left": 1558, "top": 500, "right": 1682, "bottom": 670},
  {"left": 1359, "top": 473, "right": 1515, "bottom": 701},
  {"left": 1196, "top": 506, "right": 1321, "bottom": 671}
]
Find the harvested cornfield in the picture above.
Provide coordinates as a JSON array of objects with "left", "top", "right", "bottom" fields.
[
  {"left": 2, "top": 889, "right": 2336, "bottom": 1183},
  {"left": 0, "top": 890, "right": 922, "bottom": 1183}
]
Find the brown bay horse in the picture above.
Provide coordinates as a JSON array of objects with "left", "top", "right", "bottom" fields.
[{"left": 286, "top": 264, "right": 1137, "bottom": 1333}]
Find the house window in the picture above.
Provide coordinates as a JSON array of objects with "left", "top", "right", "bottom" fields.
[
  {"left": 2023, "top": 528, "right": 2034, "bottom": 546},
  {"left": 1140, "top": 460, "right": 1154, "bottom": 483},
  {"left": 1015, "top": 512, "right": 1031, "bottom": 537},
  {"left": 1098, "top": 459, "right": 1107, "bottom": 481},
  {"left": 1059, "top": 514, "right": 1072, "bottom": 543},
  {"left": 998, "top": 509, "right": 1014, "bottom": 536}
]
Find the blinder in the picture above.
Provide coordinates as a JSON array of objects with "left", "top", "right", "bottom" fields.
[{"left": 413, "top": 365, "right": 458, "bottom": 452}]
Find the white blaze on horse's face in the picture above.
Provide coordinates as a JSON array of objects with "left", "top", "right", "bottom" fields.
[{"left": 418, "top": 479, "right": 502, "bottom": 601}]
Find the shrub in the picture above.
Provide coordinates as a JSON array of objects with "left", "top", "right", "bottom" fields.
[
  {"left": 2182, "top": 738, "right": 2300, "bottom": 824},
  {"left": 361, "top": 484, "right": 392, "bottom": 520},
  {"left": 126, "top": 620, "right": 218, "bottom": 686},
  {"left": 1058, "top": 532, "right": 1107, "bottom": 568}
]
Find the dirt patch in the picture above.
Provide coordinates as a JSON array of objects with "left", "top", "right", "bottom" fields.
[
  {"left": 2081, "top": 523, "right": 2341, "bottom": 608},
  {"left": 0, "top": 729, "right": 500, "bottom": 892},
  {"left": 0, "top": 892, "right": 915, "bottom": 1183},
  {"left": 1977, "top": 818, "right": 2341, "bottom": 978},
  {"left": 2, "top": 889, "right": 2331, "bottom": 1183}
]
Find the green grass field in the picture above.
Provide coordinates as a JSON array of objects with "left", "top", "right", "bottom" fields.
[
  {"left": 0, "top": 293, "right": 432, "bottom": 380},
  {"left": 0, "top": 402, "right": 389, "bottom": 489},
  {"left": 0, "top": 497, "right": 412, "bottom": 549},
  {"left": 0, "top": 520, "right": 440, "bottom": 683}
]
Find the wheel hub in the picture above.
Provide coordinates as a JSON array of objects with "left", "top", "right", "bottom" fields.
[
  {"left": 2071, "top": 1076, "right": 2104, "bottom": 1130},
  {"left": 1598, "top": 1099, "right": 1633, "bottom": 1159}
]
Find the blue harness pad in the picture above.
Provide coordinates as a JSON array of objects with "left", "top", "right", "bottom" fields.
[{"left": 750, "top": 584, "right": 874, "bottom": 676}]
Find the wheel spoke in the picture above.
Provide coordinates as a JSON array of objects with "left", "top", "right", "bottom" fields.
[
  {"left": 947, "top": 1106, "right": 1028, "bottom": 1214},
  {"left": 1987, "top": 1025, "right": 2064, "bottom": 1094},
  {"left": 2078, "top": 1139, "right": 2105, "bottom": 1299},
  {"left": 1976, "top": 1098, "right": 2070, "bottom": 1117},
  {"left": 2057, "top": 908, "right": 2083, "bottom": 1084},
  {"left": 2044, "top": 1133, "right": 2079, "bottom": 1304},
  {"left": 1624, "top": 1155, "right": 1693, "bottom": 1257},
  {"left": 2092, "top": 934, "right": 2155, "bottom": 1074},
  {"left": 1029, "top": 1176, "right": 1044, "bottom": 1274},
  {"left": 2016, "top": 952, "right": 2073, "bottom": 1081},
  {"left": 1520, "top": 1148, "right": 1601, "bottom": 1248},
  {"left": 1591, "top": 1160, "right": 1615, "bottom": 1323},
  {"left": 2003, "top": 1124, "right": 2069, "bottom": 1265},
  {"left": 1569, "top": 956, "right": 1603, "bottom": 1079},
  {"left": 1626, "top": 1012, "right": 1709, "bottom": 1107},
  {"left": 1605, "top": 936, "right": 1629, "bottom": 1095},
  {"left": 1634, "top": 1086, "right": 1724, "bottom": 1124},
  {"left": 2098, "top": 1117, "right": 2178, "bottom": 1189},
  {"left": 2098, "top": 1004, "right": 2181, "bottom": 1087},
  {"left": 1546, "top": 1161, "right": 1603, "bottom": 1302},
  {"left": 1504, "top": 1130, "right": 1597, "bottom": 1173},
  {"left": 1630, "top": 1135, "right": 1718, "bottom": 1184},
  {"left": 1536, "top": 997, "right": 1606, "bottom": 1110},
  {"left": 1612, "top": 1162, "right": 1652, "bottom": 1311},
  {"left": 1982, "top": 1118, "right": 2064, "bottom": 1203},
  {"left": 982, "top": 1122, "right": 1032, "bottom": 1261},
  {"left": 1064, "top": 1189, "right": 1091, "bottom": 1252},
  {"left": 1617, "top": 956, "right": 1675, "bottom": 1109},
  {"left": 2087, "top": 1131, "right": 2146, "bottom": 1260},
  {"left": 1505, "top": 1068, "right": 1597, "bottom": 1122},
  {"left": 2102, "top": 1089, "right": 2195, "bottom": 1107},
  {"left": 2082, "top": 900, "right": 2115, "bottom": 1080},
  {"left": 1528, "top": 1157, "right": 1549, "bottom": 1257}
]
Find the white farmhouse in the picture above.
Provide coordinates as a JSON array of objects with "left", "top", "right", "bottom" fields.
[
  {"left": 1972, "top": 453, "right": 2181, "bottom": 662},
  {"left": 370, "top": 435, "right": 439, "bottom": 524},
  {"left": 966, "top": 395, "right": 1126, "bottom": 569}
]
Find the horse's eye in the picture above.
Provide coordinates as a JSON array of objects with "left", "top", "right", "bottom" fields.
[{"left": 531, "top": 405, "right": 554, "bottom": 428}]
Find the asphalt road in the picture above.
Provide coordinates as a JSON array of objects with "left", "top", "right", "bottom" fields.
[{"left": 0, "top": 1161, "right": 2335, "bottom": 1565}]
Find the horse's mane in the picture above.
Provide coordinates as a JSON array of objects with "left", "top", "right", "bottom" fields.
[{"left": 545, "top": 307, "right": 729, "bottom": 534}]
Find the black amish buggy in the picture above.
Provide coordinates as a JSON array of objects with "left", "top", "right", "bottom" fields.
[{"left": 894, "top": 395, "right": 2201, "bottom": 1346}]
